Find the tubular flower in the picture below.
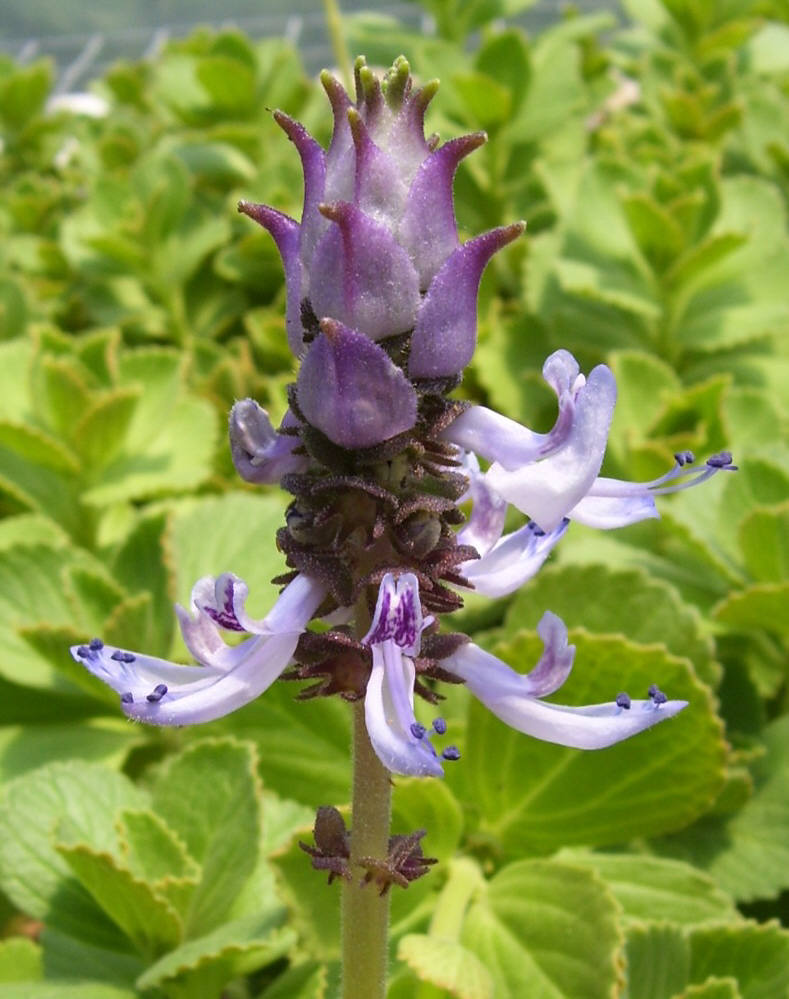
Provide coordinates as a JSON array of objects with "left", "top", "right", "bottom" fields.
[
  {"left": 444, "top": 349, "right": 737, "bottom": 534},
  {"left": 70, "top": 573, "right": 326, "bottom": 726}
]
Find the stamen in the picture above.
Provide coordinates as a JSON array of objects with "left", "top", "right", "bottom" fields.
[
  {"left": 432, "top": 717, "right": 447, "bottom": 735},
  {"left": 122, "top": 652, "right": 136, "bottom": 663},
  {"left": 706, "top": 451, "right": 735, "bottom": 469},
  {"left": 410, "top": 722, "right": 426, "bottom": 740},
  {"left": 146, "top": 684, "right": 168, "bottom": 703},
  {"left": 120, "top": 692, "right": 133, "bottom": 704},
  {"left": 89, "top": 638, "right": 104, "bottom": 651},
  {"left": 673, "top": 450, "right": 694, "bottom": 466},
  {"left": 647, "top": 684, "right": 667, "bottom": 706},
  {"left": 76, "top": 645, "right": 91, "bottom": 659},
  {"left": 111, "top": 650, "right": 125, "bottom": 661},
  {"left": 442, "top": 746, "right": 460, "bottom": 761},
  {"left": 615, "top": 692, "right": 631, "bottom": 710}
]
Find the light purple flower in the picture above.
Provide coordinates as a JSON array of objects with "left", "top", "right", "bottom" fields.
[
  {"left": 445, "top": 611, "right": 688, "bottom": 750},
  {"left": 444, "top": 349, "right": 736, "bottom": 534},
  {"left": 229, "top": 400, "right": 309, "bottom": 484},
  {"left": 361, "top": 573, "right": 449, "bottom": 778},
  {"left": 71, "top": 573, "right": 326, "bottom": 726}
]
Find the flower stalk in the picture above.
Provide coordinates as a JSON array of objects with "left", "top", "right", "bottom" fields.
[{"left": 342, "top": 702, "right": 392, "bottom": 999}]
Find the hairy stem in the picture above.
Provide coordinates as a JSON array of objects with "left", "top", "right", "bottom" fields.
[{"left": 342, "top": 700, "right": 392, "bottom": 999}]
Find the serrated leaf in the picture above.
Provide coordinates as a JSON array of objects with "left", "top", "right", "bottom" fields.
[
  {"left": 136, "top": 911, "right": 295, "bottom": 996},
  {"left": 37, "top": 355, "right": 92, "bottom": 439},
  {"left": 505, "top": 565, "right": 719, "bottom": 688},
  {"left": 625, "top": 923, "right": 689, "bottom": 999},
  {"left": 461, "top": 859, "right": 624, "bottom": 999},
  {"left": 460, "top": 633, "right": 726, "bottom": 855},
  {"left": 398, "top": 934, "right": 493, "bottom": 999},
  {"left": 556, "top": 851, "right": 739, "bottom": 926},
  {"left": 257, "top": 960, "right": 327, "bottom": 998},
  {"left": 0, "top": 937, "right": 42, "bottom": 982},
  {"left": 73, "top": 387, "right": 140, "bottom": 467},
  {"left": 677, "top": 977, "right": 742, "bottom": 998},
  {"left": 714, "top": 583, "right": 789, "bottom": 637},
  {"left": 622, "top": 192, "right": 685, "bottom": 272},
  {"left": 737, "top": 504, "right": 789, "bottom": 583},
  {"left": 1, "top": 986, "right": 137, "bottom": 999},
  {"left": 55, "top": 840, "right": 183, "bottom": 956},
  {"left": 655, "top": 716, "right": 789, "bottom": 902},
  {"left": 0, "top": 720, "right": 141, "bottom": 782},
  {"left": 0, "top": 420, "right": 80, "bottom": 473},
  {"left": 687, "top": 922, "right": 789, "bottom": 999},
  {"left": 0, "top": 762, "right": 145, "bottom": 945},
  {"left": 0, "top": 514, "right": 67, "bottom": 550},
  {"left": 151, "top": 738, "right": 261, "bottom": 936}
]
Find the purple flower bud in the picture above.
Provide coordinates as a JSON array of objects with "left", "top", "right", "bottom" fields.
[
  {"left": 408, "top": 222, "right": 525, "bottom": 379},
  {"left": 297, "top": 319, "right": 418, "bottom": 449}
]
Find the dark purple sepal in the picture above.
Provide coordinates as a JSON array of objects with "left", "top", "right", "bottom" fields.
[
  {"left": 238, "top": 201, "right": 304, "bottom": 355},
  {"left": 399, "top": 132, "right": 487, "bottom": 289},
  {"left": 310, "top": 201, "right": 421, "bottom": 341},
  {"left": 296, "top": 318, "right": 418, "bottom": 449},
  {"left": 408, "top": 221, "right": 525, "bottom": 379},
  {"left": 273, "top": 110, "right": 328, "bottom": 268}
]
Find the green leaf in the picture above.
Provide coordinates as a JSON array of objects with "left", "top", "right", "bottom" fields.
[
  {"left": 0, "top": 720, "right": 141, "bottom": 782},
  {"left": 256, "top": 960, "right": 328, "bottom": 998},
  {"left": 151, "top": 738, "right": 262, "bottom": 936},
  {"left": 0, "top": 60, "right": 51, "bottom": 130},
  {"left": 655, "top": 716, "right": 789, "bottom": 902},
  {"left": 505, "top": 565, "right": 719, "bottom": 688},
  {"left": 555, "top": 851, "right": 739, "bottom": 926},
  {"left": 460, "top": 859, "right": 624, "bottom": 999},
  {"left": 55, "top": 839, "right": 183, "bottom": 956},
  {"left": 625, "top": 923, "right": 689, "bottom": 999},
  {"left": 622, "top": 192, "right": 686, "bottom": 272},
  {"left": 677, "top": 978, "right": 742, "bottom": 998},
  {"left": 737, "top": 504, "right": 789, "bottom": 583},
  {"left": 715, "top": 583, "right": 789, "bottom": 637},
  {"left": 73, "top": 388, "right": 141, "bottom": 468},
  {"left": 0, "top": 762, "right": 145, "bottom": 944},
  {"left": 196, "top": 56, "right": 257, "bottom": 113},
  {"left": 688, "top": 922, "right": 789, "bottom": 999},
  {"left": 0, "top": 421, "right": 79, "bottom": 473},
  {"left": 398, "top": 934, "right": 494, "bottom": 999},
  {"left": 460, "top": 633, "right": 726, "bottom": 855},
  {"left": 0, "top": 938, "right": 42, "bottom": 982},
  {"left": 136, "top": 911, "right": 295, "bottom": 997},
  {"left": 450, "top": 72, "right": 512, "bottom": 129},
  {"left": 0, "top": 986, "right": 137, "bottom": 999}
]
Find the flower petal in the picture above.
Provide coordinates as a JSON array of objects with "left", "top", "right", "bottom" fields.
[
  {"left": 569, "top": 492, "right": 659, "bottom": 529},
  {"left": 408, "top": 223, "right": 525, "bottom": 379},
  {"left": 446, "top": 613, "right": 687, "bottom": 749},
  {"left": 456, "top": 451, "right": 508, "bottom": 557},
  {"left": 237, "top": 202, "right": 304, "bottom": 355},
  {"left": 296, "top": 320, "right": 418, "bottom": 448},
  {"left": 364, "top": 643, "right": 444, "bottom": 777},
  {"left": 310, "top": 201, "right": 421, "bottom": 340},
  {"left": 485, "top": 364, "right": 617, "bottom": 532},
  {"left": 398, "top": 132, "right": 486, "bottom": 289},
  {"left": 71, "top": 575, "right": 326, "bottom": 726},
  {"left": 228, "top": 400, "right": 308, "bottom": 484},
  {"left": 462, "top": 519, "right": 568, "bottom": 598}
]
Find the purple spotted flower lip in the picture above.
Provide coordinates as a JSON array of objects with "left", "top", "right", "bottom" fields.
[
  {"left": 70, "top": 573, "right": 326, "bottom": 726},
  {"left": 361, "top": 573, "right": 457, "bottom": 778}
]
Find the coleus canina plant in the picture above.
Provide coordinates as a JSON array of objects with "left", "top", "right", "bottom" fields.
[{"left": 70, "top": 56, "right": 736, "bottom": 995}]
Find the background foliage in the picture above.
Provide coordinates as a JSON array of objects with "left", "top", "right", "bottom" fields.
[{"left": 1, "top": 0, "right": 788, "bottom": 996}]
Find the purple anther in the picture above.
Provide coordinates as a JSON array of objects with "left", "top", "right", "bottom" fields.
[
  {"left": 615, "top": 692, "right": 631, "bottom": 709},
  {"left": 76, "top": 646, "right": 90, "bottom": 658},
  {"left": 706, "top": 451, "right": 734, "bottom": 468},
  {"left": 89, "top": 638, "right": 104, "bottom": 651},
  {"left": 432, "top": 717, "right": 447, "bottom": 735},
  {"left": 648, "top": 684, "right": 667, "bottom": 705},
  {"left": 442, "top": 746, "right": 461, "bottom": 761},
  {"left": 120, "top": 692, "right": 133, "bottom": 704},
  {"left": 111, "top": 650, "right": 125, "bottom": 661},
  {"left": 674, "top": 451, "right": 694, "bottom": 466},
  {"left": 146, "top": 684, "right": 168, "bottom": 703},
  {"left": 122, "top": 652, "right": 136, "bottom": 663},
  {"left": 529, "top": 522, "right": 546, "bottom": 537},
  {"left": 410, "top": 722, "right": 426, "bottom": 740}
]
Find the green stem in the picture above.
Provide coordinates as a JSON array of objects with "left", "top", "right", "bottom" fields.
[
  {"left": 342, "top": 701, "right": 392, "bottom": 999},
  {"left": 322, "top": 0, "right": 353, "bottom": 92}
]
